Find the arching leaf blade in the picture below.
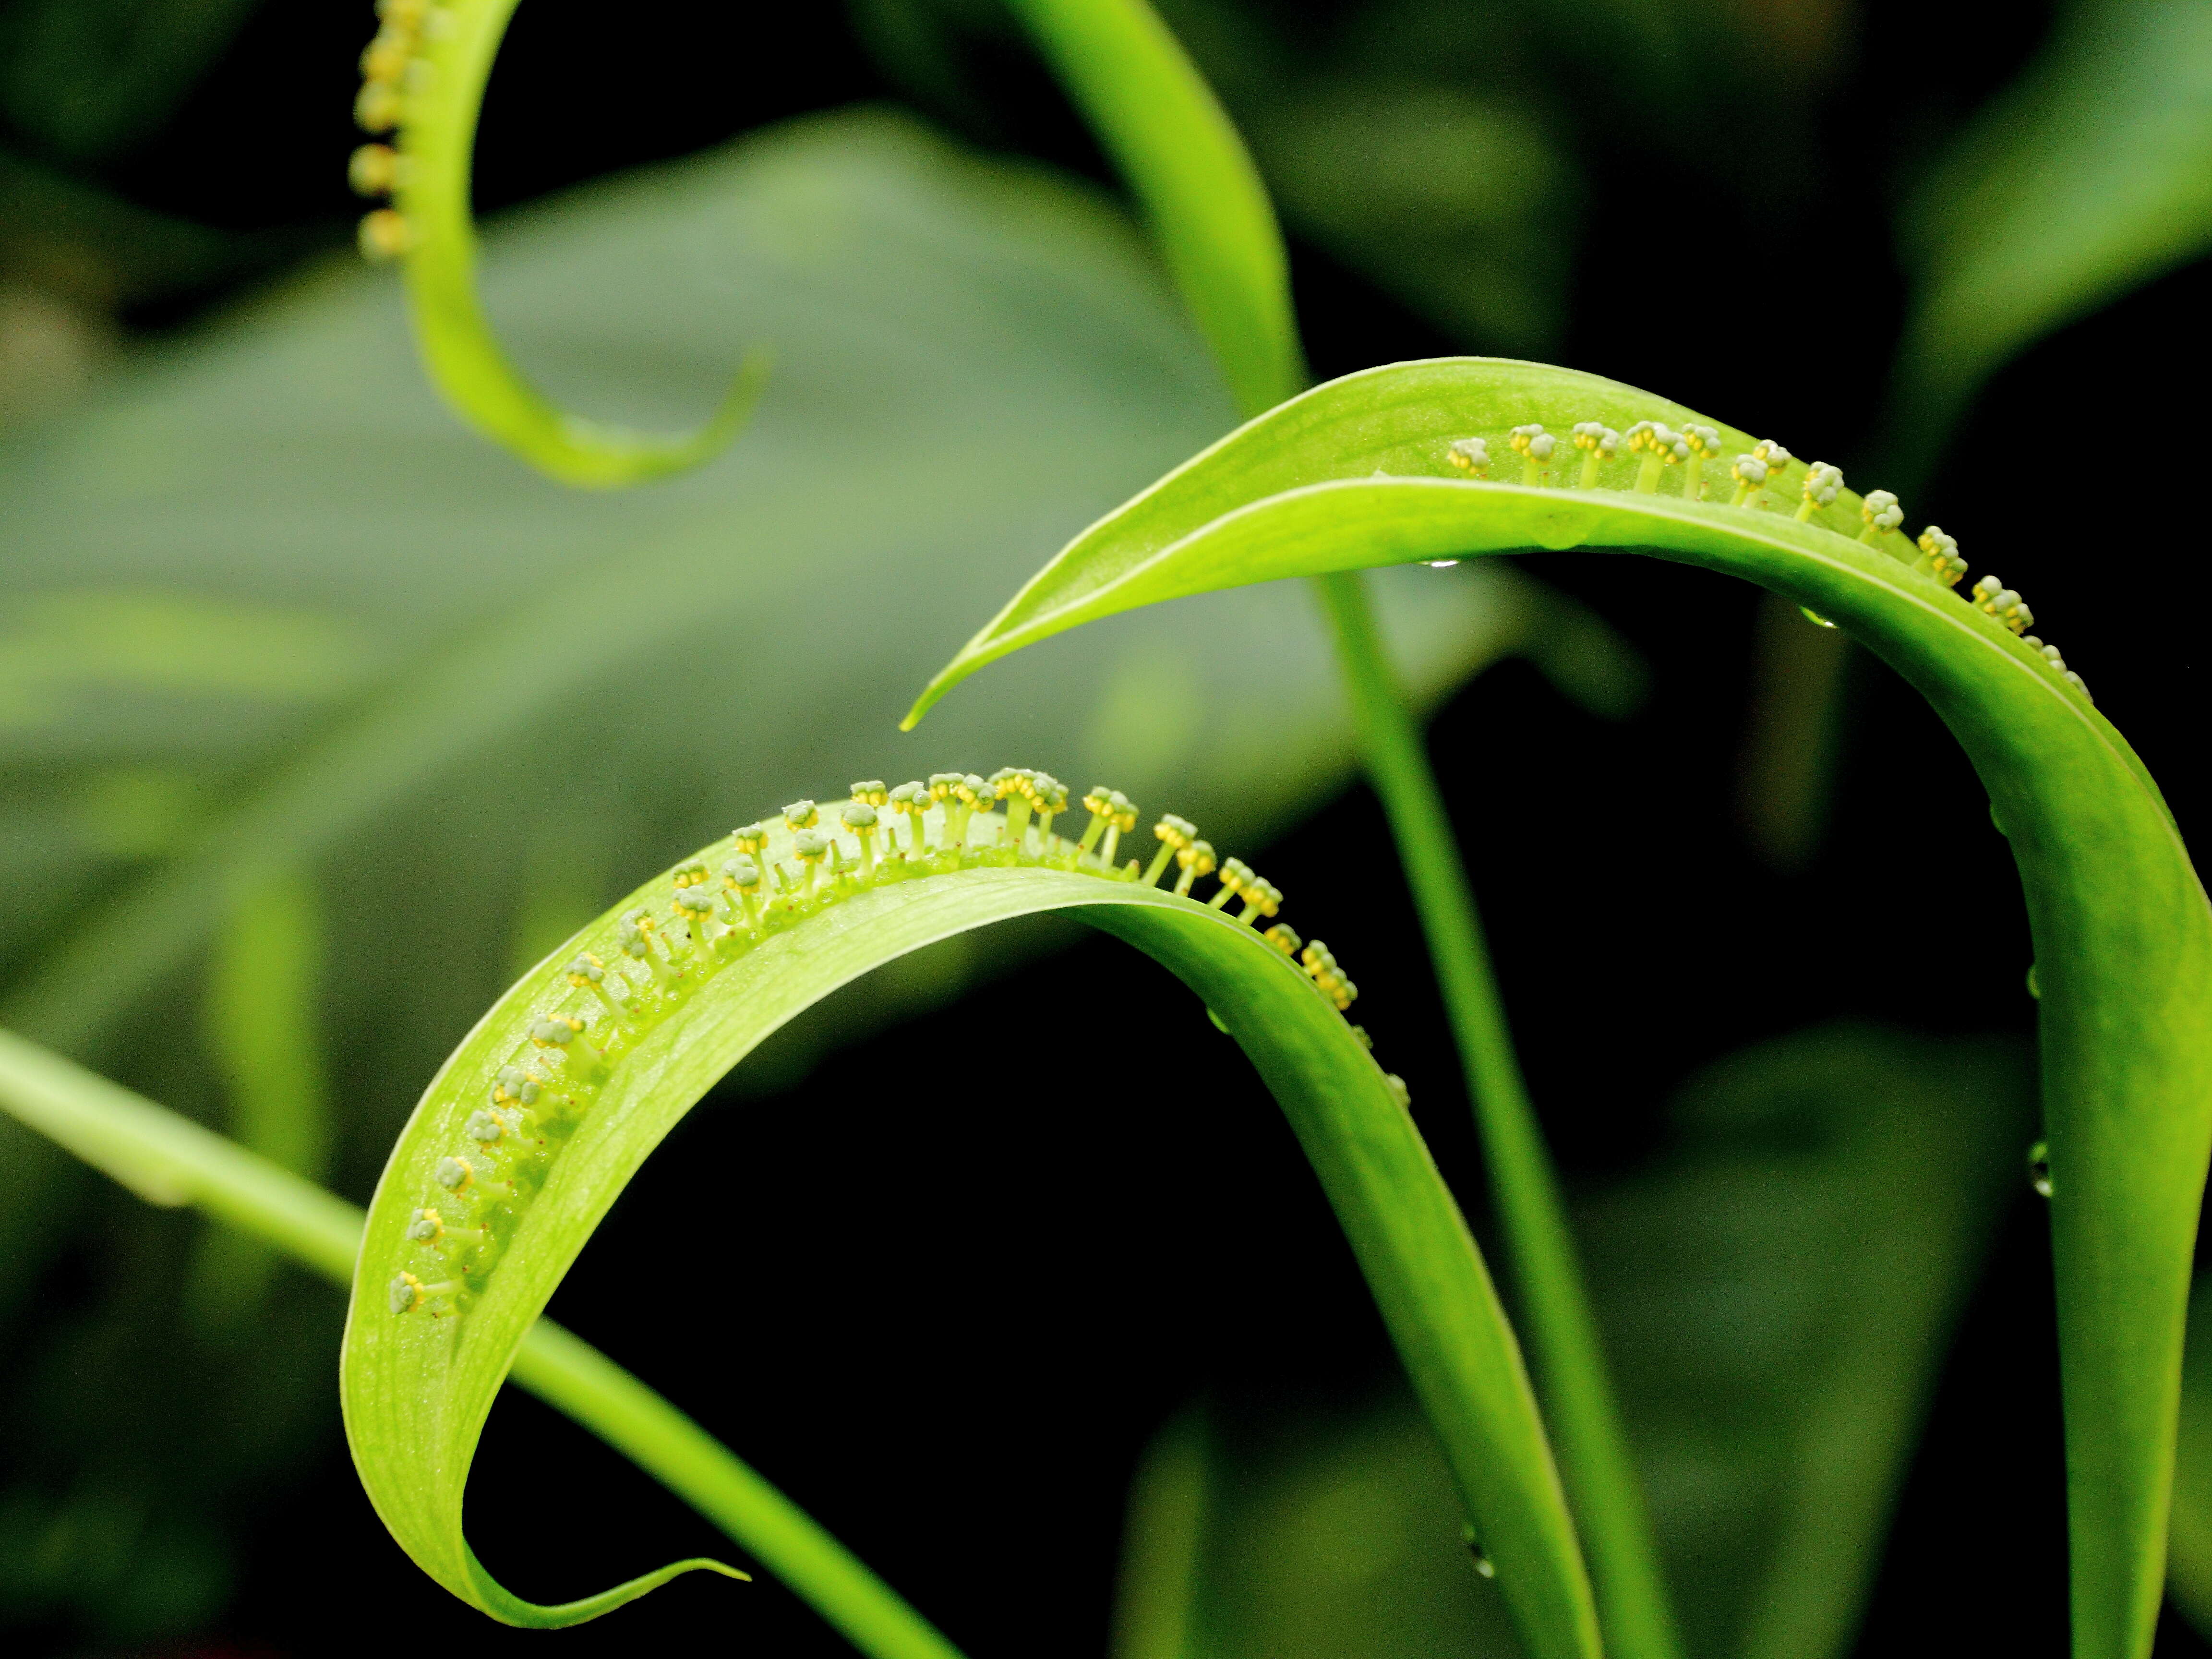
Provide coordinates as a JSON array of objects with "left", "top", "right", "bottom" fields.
[
  {"left": 907, "top": 356, "right": 2212, "bottom": 1659},
  {"left": 385, "top": 0, "right": 764, "bottom": 483},
  {"left": 341, "top": 830, "right": 1601, "bottom": 1659},
  {"left": 0, "top": 1025, "right": 983, "bottom": 1659}
]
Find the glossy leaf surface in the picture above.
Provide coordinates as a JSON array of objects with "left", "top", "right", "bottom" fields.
[
  {"left": 340, "top": 806, "right": 1598, "bottom": 1653},
  {"left": 913, "top": 355, "right": 2212, "bottom": 1659}
]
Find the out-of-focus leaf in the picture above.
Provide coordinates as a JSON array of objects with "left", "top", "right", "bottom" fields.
[
  {"left": 1118, "top": 1025, "right": 2032, "bottom": 1659},
  {"left": 185, "top": 866, "right": 333, "bottom": 1334},
  {"left": 0, "top": 0, "right": 264, "bottom": 162},
  {"left": 2164, "top": 1275, "right": 2212, "bottom": 1636},
  {"left": 0, "top": 110, "right": 1624, "bottom": 1084},
  {"left": 1252, "top": 78, "right": 1574, "bottom": 351},
  {"left": 1892, "top": 0, "right": 2212, "bottom": 458},
  {"left": 1589, "top": 1025, "right": 2032, "bottom": 1659},
  {"left": 0, "top": 110, "right": 1634, "bottom": 1639}
]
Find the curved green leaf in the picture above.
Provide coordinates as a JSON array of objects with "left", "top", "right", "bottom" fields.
[
  {"left": 997, "top": 12, "right": 1676, "bottom": 1652},
  {"left": 340, "top": 795, "right": 1599, "bottom": 1654},
  {"left": 354, "top": 0, "right": 764, "bottom": 483},
  {"left": 908, "top": 355, "right": 2212, "bottom": 1659},
  {"left": 0, "top": 1024, "right": 983, "bottom": 1659}
]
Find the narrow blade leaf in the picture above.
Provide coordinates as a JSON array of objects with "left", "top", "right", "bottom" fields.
[
  {"left": 908, "top": 355, "right": 2212, "bottom": 1659},
  {"left": 340, "top": 800, "right": 1601, "bottom": 1655}
]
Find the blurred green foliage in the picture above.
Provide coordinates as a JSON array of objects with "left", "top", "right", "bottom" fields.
[
  {"left": 0, "top": 0, "right": 2207, "bottom": 1647},
  {"left": 0, "top": 108, "right": 1621, "bottom": 1641},
  {"left": 1117, "top": 1026, "right": 2033, "bottom": 1659}
]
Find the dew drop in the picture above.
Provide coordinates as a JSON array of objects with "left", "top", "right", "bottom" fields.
[
  {"left": 1206, "top": 1007, "right": 1230, "bottom": 1035},
  {"left": 1799, "top": 606, "right": 1837, "bottom": 629},
  {"left": 1990, "top": 801, "right": 2008, "bottom": 837},
  {"left": 2026, "top": 963, "right": 2040, "bottom": 999},
  {"left": 1427, "top": 559, "right": 1462, "bottom": 568},
  {"left": 2028, "top": 1139, "right": 2053, "bottom": 1199},
  {"left": 1461, "top": 1521, "right": 1495, "bottom": 1577}
]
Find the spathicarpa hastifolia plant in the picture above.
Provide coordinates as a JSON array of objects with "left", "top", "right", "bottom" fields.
[
  {"left": 331, "top": 3, "right": 2210, "bottom": 1659},
  {"left": 348, "top": 0, "right": 765, "bottom": 484},
  {"left": 910, "top": 351, "right": 2212, "bottom": 1659},
  {"left": 345, "top": 770, "right": 1594, "bottom": 1637},
  {"left": 1430, "top": 417, "right": 2080, "bottom": 695}
]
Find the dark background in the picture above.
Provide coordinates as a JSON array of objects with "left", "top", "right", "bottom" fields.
[{"left": 0, "top": 0, "right": 2200, "bottom": 1654}]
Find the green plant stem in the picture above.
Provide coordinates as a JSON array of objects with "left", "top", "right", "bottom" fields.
[
  {"left": 1000, "top": 3, "right": 1679, "bottom": 1653},
  {"left": 0, "top": 1025, "right": 966, "bottom": 1659},
  {"left": 1003, "top": 3, "right": 1679, "bottom": 1653},
  {"left": 1312, "top": 570, "right": 1680, "bottom": 1659}
]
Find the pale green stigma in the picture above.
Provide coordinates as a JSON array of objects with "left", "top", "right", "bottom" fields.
[{"left": 1796, "top": 462, "right": 1843, "bottom": 520}]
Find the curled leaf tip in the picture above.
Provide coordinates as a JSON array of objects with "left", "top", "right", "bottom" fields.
[
  {"left": 469, "top": 1549, "right": 749, "bottom": 1629},
  {"left": 348, "top": 0, "right": 770, "bottom": 487}
]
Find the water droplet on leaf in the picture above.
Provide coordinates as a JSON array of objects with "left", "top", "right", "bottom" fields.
[
  {"left": 2028, "top": 1140, "right": 2053, "bottom": 1199},
  {"left": 1799, "top": 606, "right": 1837, "bottom": 629}
]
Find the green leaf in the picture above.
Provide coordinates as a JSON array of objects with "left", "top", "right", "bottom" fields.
[
  {"left": 0, "top": 1023, "right": 984, "bottom": 1659},
  {"left": 1113, "top": 1025, "right": 2033, "bottom": 1659},
  {"left": 0, "top": 114, "right": 1595, "bottom": 1070},
  {"left": 1005, "top": 0, "right": 1304, "bottom": 415},
  {"left": 339, "top": 803, "right": 1599, "bottom": 1653},
  {"left": 185, "top": 866, "right": 336, "bottom": 1335},
  {"left": 909, "top": 355, "right": 2212, "bottom": 1659},
  {"left": 1891, "top": 0, "right": 2212, "bottom": 456},
  {"left": 2167, "top": 1274, "right": 2212, "bottom": 1637},
  {"left": 1589, "top": 1026, "right": 2033, "bottom": 1659},
  {"left": 362, "top": 0, "right": 766, "bottom": 484}
]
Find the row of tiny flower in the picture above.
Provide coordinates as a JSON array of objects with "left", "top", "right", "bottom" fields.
[
  {"left": 388, "top": 770, "right": 1382, "bottom": 1315},
  {"left": 1445, "top": 420, "right": 2089, "bottom": 698}
]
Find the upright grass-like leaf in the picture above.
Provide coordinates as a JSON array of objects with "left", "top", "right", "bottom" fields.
[
  {"left": 990, "top": 9, "right": 1680, "bottom": 1655},
  {"left": 1003, "top": 0, "right": 1303, "bottom": 418},
  {"left": 907, "top": 354, "right": 2212, "bottom": 1659},
  {"left": 347, "top": 0, "right": 765, "bottom": 483},
  {"left": 0, "top": 1025, "right": 979, "bottom": 1659},
  {"left": 336, "top": 785, "right": 1600, "bottom": 1656},
  {"left": 186, "top": 867, "right": 336, "bottom": 1334},
  {"left": 1889, "top": 0, "right": 2212, "bottom": 469}
]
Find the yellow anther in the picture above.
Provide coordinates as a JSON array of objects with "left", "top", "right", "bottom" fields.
[
  {"left": 1172, "top": 839, "right": 1216, "bottom": 898},
  {"left": 849, "top": 780, "right": 889, "bottom": 807},
  {"left": 1795, "top": 462, "right": 1843, "bottom": 521},
  {"left": 354, "top": 79, "right": 402, "bottom": 134},
  {"left": 1571, "top": 421, "right": 1619, "bottom": 487},
  {"left": 1916, "top": 526, "right": 1968, "bottom": 589},
  {"left": 1626, "top": 421, "right": 1687, "bottom": 493},
  {"left": 1858, "top": 489, "right": 1904, "bottom": 542},
  {"left": 357, "top": 208, "right": 410, "bottom": 262},
  {"left": 1508, "top": 424, "right": 1555, "bottom": 485},
  {"left": 1447, "top": 437, "right": 1490, "bottom": 476},
  {"left": 349, "top": 143, "right": 401, "bottom": 197},
  {"left": 360, "top": 28, "right": 414, "bottom": 83},
  {"left": 1675, "top": 425, "right": 1719, "bottom": 501},
  {"left": 1235, "top": 878, "right": 1282, "bottom": 924}
]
